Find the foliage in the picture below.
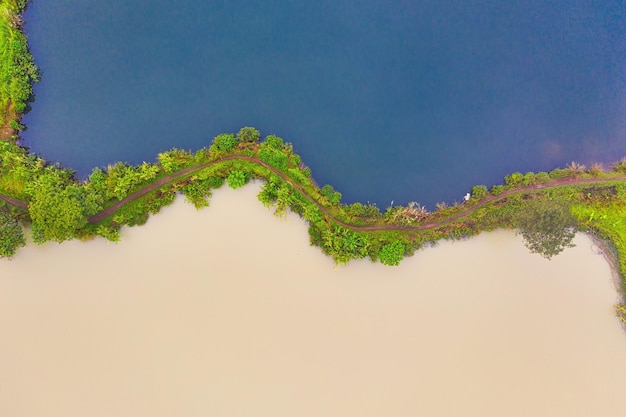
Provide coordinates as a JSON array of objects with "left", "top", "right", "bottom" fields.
[
  {"left": 211, "top": 133, "right": 239, "bottom": 153},
  {"left": 102, "top": 162, "right": 159, "bottom": 200},
  {"left": 504, "top": 172, "right": 523, "bottom": 187},
  {"left": 287, "top": 167, "right": 309, "bottom": 184},
  {"left": 572, "top": 202, "right": 626, "bottom": 284},
  {"left": 470, "top": 185, "right": 488, "bottom": 199},
  {"left": 95, "top": 224, "right": 120, "bottom": 242},
  {"left": 158, "top": 148, "right": 193, "bottom": 173},
  {"left": 378, "top": 240, "right": 405, "bottom": 266},
  {"left": 180, "top": 177, "right": 214, "bottom": 209},
  {"left": 226, "top": 170, "right": 247, "bottom": 189},
  {"left": 548, "top": 168, "right": 570, "bottom": 180},
  {"left": 522, "top": 172, "right": 536, "bottom": 186},
  {"left": 0, "top": 206, "right": 24, "bottom": 256},
  {"left": 320, "top": 184, "right": 341, "bottom": 205},
  {"left": 344, "top": 202, "right": 381, "bottom": 225},
  {"left": 29, "top": 182, "right": 90, "bottom": 243},
  {"left": 612, "top": 158, "right": 626, "bottom": 174},
  {"left": 237, "top": 126, "right": 261, "bottom": 143},
  {"left": 617, "top": 304, "right": 626, "bottom": 323},
  {"left": 258, "top": 145, "right": 288, "bottom": 171},
  {"left": 384, "top": 202, "right": 428, "bottom": 225},
  {"left": 490, "top": 184, "right": 505, "bottom": 195},
  {"left": 514, "top": 197, "right": 577, "bottom": 259},
  {"left": 263, "top": 134, "right": 285, "bottom": 149},
  {"left": 258, "top": 178, "right": 280, "bottom": 207},
  {"left": 322, "top": 225, "right": 370, "bottom": 264},
  {"left": 535, "top": 171, "right": 551, "bottom": 183},
  {"left": 0, "top": 0, "right": 39, "bottom": 129}
]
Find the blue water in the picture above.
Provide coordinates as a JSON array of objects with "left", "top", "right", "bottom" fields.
[{"left": 21, "top": 0, "right": 626, "bottom": 208}]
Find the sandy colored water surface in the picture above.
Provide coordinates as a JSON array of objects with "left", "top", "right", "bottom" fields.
[{"left": 1, "top": 182, "right": 625, "bottom": 416}]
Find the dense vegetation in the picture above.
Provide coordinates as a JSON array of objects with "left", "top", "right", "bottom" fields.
[
  {"left": 0, "top": 0, "right": 38, "bottom": 138},
  {"left": 0, "top": 1, "right": 624, "bottom": 323}
]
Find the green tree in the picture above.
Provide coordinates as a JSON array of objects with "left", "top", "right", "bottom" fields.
[
  {"left": 0, "top": 208, "right": 25, "bottom": 257},
  {"left": 515, "top": 197, "right": 577, "bottom": 259},
  {"left": 263, "top": 134, "right": 285, "bottom": 149},
  {"left": 180, "top": 178, "right": 213, "bottom": 209},
  {"left": 379, "top": 240, "right": 405, "bottom": 266},
  {"left": 212, "top": 133, "right": 239, "bottom": 152},
  {"left": 226, "top": 170, "right": 247, "bottom": 189},
  {"left": 490, "top": 184, "right": 505, "bottom": 195},
  {"left": 470, "top": 185, "right": 488, "bottom": 199},
  {"left": 321, "top": 184, "right": 341, "bottom": 205},
  {"left": 258, "top": 146, "right": 288, "bottom": 171},
  {"left": 522, "top": 172, "right": 536, "bottom": 186},
  {"left": 237, "top": 127, "right": 261, "bottom": 143},
  {"left": 322, "top": 226, "right": 369, "bottom": 264},
  {"left": 504, "top": 172, "right": 523, "bottom": 187},
  {"left": 158, "top": 149, "right": 192, "bottom": 174},
  {"left": 29, "top": 183, "right": 89, "bottom": 243}
]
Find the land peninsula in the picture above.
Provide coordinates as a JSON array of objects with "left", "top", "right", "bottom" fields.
[{"left": 0, "top": 0, "right": 625, "bottom": 322}]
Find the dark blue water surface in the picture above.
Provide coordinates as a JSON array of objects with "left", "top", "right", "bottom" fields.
[{"left": 21, "top": 0, "right": 626, "bottom": 208}]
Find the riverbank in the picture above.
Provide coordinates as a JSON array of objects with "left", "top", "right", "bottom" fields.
[
  {"left": 587, "top": 232, "right": 626, "bottom": 327},
  {"left": 1, "top": 183, "right": 625, "bottom": 417}
]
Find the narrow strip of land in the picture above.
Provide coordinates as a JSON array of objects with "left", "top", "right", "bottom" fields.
[
  {"left": 2, "top": 155, "right": 625, "bottom": 232},
  {"left": 84, "top": 156, "right": 626, "bottom": 230}
]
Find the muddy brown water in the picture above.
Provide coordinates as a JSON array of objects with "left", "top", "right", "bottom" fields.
[{"left": 1, "top": 183, "right": 625, "bottom": 416}]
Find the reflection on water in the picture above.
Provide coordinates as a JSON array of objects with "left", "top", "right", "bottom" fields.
[{"left": 1, "top": 183, "right": 625, "bottom": 417}]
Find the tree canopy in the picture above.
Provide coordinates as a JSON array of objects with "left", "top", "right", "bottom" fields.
[
  {"left": 226, "top": 170, "right": 247, "bottom": 189},
  {"left": 0, "top": 207, "right": 25, "bottom": 257},
  {"left": 322, "top": 226, "right": 369, "bottom": 264},
  {"left": 378, "top": 240, "right": 405, "bottom": 266},
  {"left": 29, "top": 182, "right": 90, "bottom": 244},
  {"left": 212, "top": 133, "right": 239, "bottom": 152},
  {"left": 515, "top": 197, "right": 577, "bottom": 259},
  {"left": 237, "top": 127, "right": 261, "bottom": 143}
]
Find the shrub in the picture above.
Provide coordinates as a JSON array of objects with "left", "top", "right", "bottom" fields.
[
  {"left": 504, "top": 172, "right": 523, "bottom": 187},
  {"left": 237, "top": 127, "right": 261, "bottom": 143},
  {"left": 514, "top": 197, "right": 577, "bottom": 259},
  {"left": 226, "top": 170, "right": 247, "bottom": 189},
  {"left": 0, "top": 209, "right": 25, "bottom": 257},
  {"left": 264, "top": 134, "right": 284, "bottom": 149},
  {"left": 548, "top": 168, "right": 569, "bottom": 180},
  {"left": 490, "top": 185, "right": 505, "bottom": 195},
  {"left": 321, "top": 184, "right": 342, "bottom": 205},
  {"left": 322, "top": 226, "right": 369, "bottom": 264},
  {"left": 378, "top": 240, "right": 405, "bottom": 266},
  {"left": 470, "top": 185, "right": 488, "bottom": 199},
  {"left": 212, "top": 133, "right": 239, "bottom": 152},
  {"left": 535, "top": 172, "right": 551, "bottom": 183},
  {"left": 258, "top": 146, "right": 288, "bottom": 171},
  {"left": 522, "top": 172, "right": 536, "bottom": 186}
]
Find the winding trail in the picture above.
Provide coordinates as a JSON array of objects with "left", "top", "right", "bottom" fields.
[
  {"left": 85, "top": 156, "right": 626, "bottom": 231},
  {"left": 0, "top": 193, "right": 28, "bottom": 210},
  {"left": 2, "top": 155, "right": 626, "bottom": 232}
]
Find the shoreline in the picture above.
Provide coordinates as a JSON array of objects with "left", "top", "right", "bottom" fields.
[{"left": 586, "top": 232, "right": 626, "bottom": 328}]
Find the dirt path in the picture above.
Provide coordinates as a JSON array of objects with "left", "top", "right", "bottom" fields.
[
  {"left": 2, "top": 155, "right": 625, "bottom": 232},
  {"left": 85, "top": 155, "right": 626, "bottom": 231},
  {"left": 0, "top": 193, "right": 28, "bottom": 210}
]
